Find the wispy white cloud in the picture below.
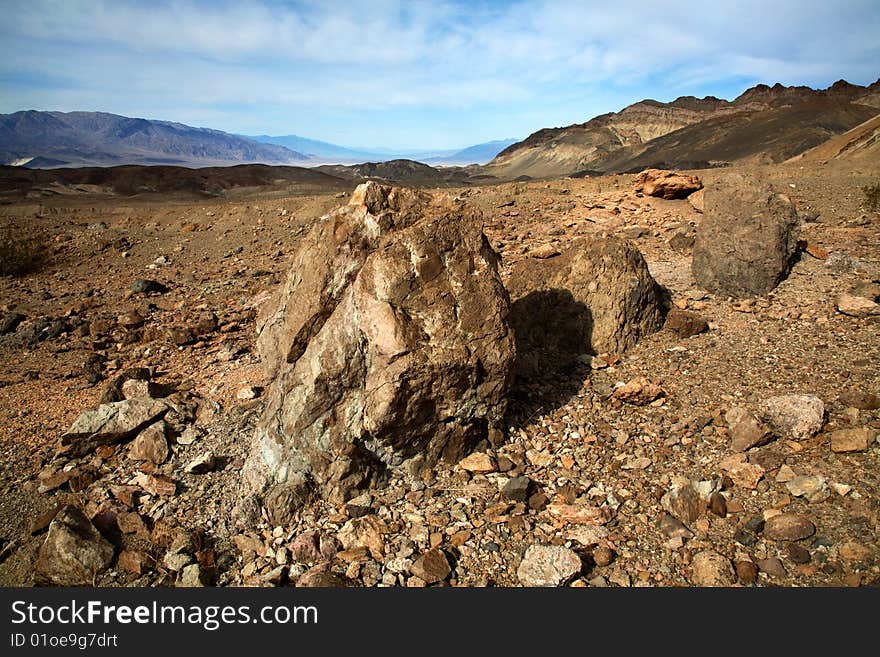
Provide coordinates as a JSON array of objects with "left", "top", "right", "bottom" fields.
[{"left": 0, "top": 0, "right": 877, "bottom": 147}]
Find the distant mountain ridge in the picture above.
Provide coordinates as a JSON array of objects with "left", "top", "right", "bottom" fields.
[
  {"left": 490, "top": 78, "right": 880, "bottom": 178},
  {"left": 0, "top": 111, "right": 308, "bottom": 168},
  {"left": 248, "top": 134, "right": 518, "bottom": 165}
]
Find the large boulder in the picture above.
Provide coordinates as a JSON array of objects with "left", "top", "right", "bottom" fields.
[
  {"left": 633, "top": 169, "right": 703, "bottom": 200},
  {"left": 242, "top": 183, "right": 515, "bottom": 510},
  {"left": 692, "top": 174, "right": 800, "bottom": 297},
  {"left": 505, "top": 237, "right": 665, "bottom": 377},
  {"left": 35, "top": 505, "right": 114, "bottom": 585}
]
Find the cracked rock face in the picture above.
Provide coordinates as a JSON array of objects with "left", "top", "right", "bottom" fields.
[
  {"left": 692, "top": 173, "right": 800, "bottom": 298},
  {"left": 242, "top": 183, "right": 515, "bottom": 511}
]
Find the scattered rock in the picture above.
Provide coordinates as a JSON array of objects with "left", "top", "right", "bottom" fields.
[
  {"left": 688, "top": 188, "right": 705, "bottom": 212},
  {"left": 661, "top": 480, "right": 704, "bottom": 524},
  {"left": 664, "top": 308, "right": 709, "bottom": 338},
  {"left": 708, "top": 492, "right": 727, "bottom": 518},
  {"left": 757, "top": 557, "right": 787, "bottom": 578},
  {"left": 592, "top": 545, "right": 614, "bottom": 567},
  {"left": 658, "top": 514, "right": 693, "bottom": 540},
  {"left": 411, "top": 549, "right": 451, "bottom": 584},
  {"left": 530, "top": 243, "right": 560, "bottom": 259},
  {"left": 134, "top": 473, "right": 176, "bottom": 497},
  {"left": 130, "top": 279, "right": 168, "bottom": 295},
  {"left": 459, "top": 452, "right": 496, "bottom": 473},
  {"left": 760, "top": 394, "right": 824, "bottom": 441},
  {"left": 727, "top": 407, "right": 773, "bottom": 452},
  {"left": 764, "top": 514, "right": 816, "bottom": 541},
  {"left": 338, "top": 515, "right": 388, "bottom": 560},
  {"left": 61, "top": 398, "right": 170, "bottom": 457},
  {"left": 128, "top": 420, "right": 169, "bottom": 464},
  {"left": 236, "top": 385, "right": 260, "bottom": 401},
  {"left": 784, "top": 543, "right": 811, "bottom": 564},
  {"left": 838, "top": 391, "right": 880, "bottom": 410},
  {"left": 546, "top": 503, "right": 610, "bottom": 525},
  {"left": 0, "top": 312, "right": 26, "bottom": 334},
  {"left": 612, "top": 377, "right": 664, "bottom": 405},
  {"left": 735, "top": 560, "right": 758, "bottom": 584},
  {"left": 837, "top": 293, "right": 880, "bottom": 317},
  {"left": 785, "top": 475, "right": 829, "bottom": 503},
  {"left": 35, "top": 506, "right": 114, "bottom": 586},
  {"left": 838, "top": 542, "right": 873, "bottom": 564},
  {"left": 692, "top": 173, "right": 799, "bottom": 297},
  {"left": 830, "top": 427, "right": 873, "bottom": 453},
  {"left": 117, "top": 550, "right": 150, "bottom": 576},
  {"left": 632, "top": 169, "right": 703, "bottom": 200},
  {"left": 719, "top": 456, "right": 765, "bottom": 489},
  {"left": 517, "top": 545, "right": 582, "bottom": 587},
  {"left": 690, "top": 550, "right": 735, "bottom": 586},
  {"left": 177, "top": 564, "right": 206, "bottom": 587},
  {"left": 501, "top": 476, "right": 532, "bottom": 503},
  {"left": 185, "top": 452, "right": 217, "bottom": 474}
]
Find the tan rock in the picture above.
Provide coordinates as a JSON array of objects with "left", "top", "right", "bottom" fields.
[
  {"left": 612, "top": 377, "right": 664, "bottom": 405},
  {"left": 830, "top": 427, "right": 873, "bottom": 453},
  {"left": 458, "top": 452, "right": 496, "bottom": 473},
  {"left": 633, "top": 169, "right": 703, "bottom": 200},
  {"left": 837, "top": 293, "right": 880, "bottom": 317}
]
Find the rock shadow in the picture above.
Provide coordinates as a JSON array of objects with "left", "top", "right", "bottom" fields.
[{"left": 506, "top": 289, "right": 594, "bottom": 429}]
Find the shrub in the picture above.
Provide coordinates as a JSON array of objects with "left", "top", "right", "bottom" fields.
[{"left": 0, "top": 228, "right": 49, "bottom": 276}]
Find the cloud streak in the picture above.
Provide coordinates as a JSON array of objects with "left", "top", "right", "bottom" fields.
[{"left": 1, "top": 0, "right": 877, "bottom": 148}]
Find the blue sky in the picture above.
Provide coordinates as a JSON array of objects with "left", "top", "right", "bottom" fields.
[{"left": 1, "top": 0, "right": 878, "bottom": 149}]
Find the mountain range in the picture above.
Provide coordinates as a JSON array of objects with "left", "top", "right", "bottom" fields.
[
  {"left": 487, "top": 79, "right": 880, "bottom": 178},
  {"left": 2, "top": 78, "right": 878, "bottom": 176}
]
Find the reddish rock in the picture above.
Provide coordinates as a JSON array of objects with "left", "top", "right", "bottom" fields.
[{"left": 633, "top": 169, "right": 703, "bottom": 200}]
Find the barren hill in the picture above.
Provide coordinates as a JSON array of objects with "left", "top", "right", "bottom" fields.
[
  {"left": 489, "top": 79, "right": 880, "bottom": 178},
  {"left": 0, "top": 111, "right": 309, "bottom": 169}
]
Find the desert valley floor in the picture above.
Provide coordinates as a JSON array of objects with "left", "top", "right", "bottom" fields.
[{"left": 0, "top": 159, "right": 878, "bottom": 587}]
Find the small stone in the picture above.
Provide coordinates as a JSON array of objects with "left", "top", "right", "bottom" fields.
[
  {"left": 337, "top": 515, "right": 388, "bottom": 559},
  {"left": 411, "top": 549, "right": 451, "bottom": 584},
  {"left": 745, "top": 516, "right": 766, "bottom": 534},
  {"left": 118, "top": 550, "right": 150, "bottom": 576},
  {"left": 729, "top": 412, "right": 774, "bottom": 452},
  {"left": 757, "top": 557, "right": 786, "bottom": 578},
  {"left": 185, "top": 451, "right": 217, "bottom": 474},
  {"left": 830, "top": 482, "right": 852, "bottom": 496},
  {"left": 838, "top": 391, "right": 880, "bottom": 410},
  {"left": 531, "top": 243, "right": 560, "bottom": 259},
  {"left": 131, "top": 279, "right": 168, "bottom": 295},
  {"left": 690, "top": 550, "right": 736, "bottom": 586},
  {"left": 665, "top": 308, "right": 709, "bottom": 338},
  {"left": 459, "top": 452, "right": 496, "bottom": 473},
  {"left": 35, "top": 506, "right": 114, "bottom": 586},
  {"left": 177, "top": 564, "right": 206, "bottom": 587},
  {"left": 118, "top": 311, "right": 145, "bottom": 328},
  {"left": 565, "top": 526, "right": 610, "bottom": 547},
  {"left": 708, "top": 492, "right": 727, "bottom": 518},
  {"left": 775, "top": 464, "right": 797, "bottom": 483},
  {"left": 661, "top": 481, "right": 704, "bottom": 524},
  {"left": 721, "top": 459, "right": 765, "bottom": 490},
  {"left": 764, "top": 514, "right": 816, "bottom": 541},
  {"left": 290, "top": 531, "right": 321, "bottom": 564},
  {"left": 659, "top": 514, "right": 693, "bottom": 540},
  {"left": 784, "top": 543, "right": 811, "bottom": 564},
  {"left": 129, "top": 421, "right": 169, "bottom": 464},
  {"left": 592, "top": 545, "right": 614, "bottom": 567},
  {"left": 236, "top": 385, "right": 260, "bottom": 401},
  {"left": 547, "top": 503, "right": 610, "bottom": 525},
  {"left": 830, "top": 428, "right": 873, "bottom": 453},
  {"left": 734, "top": 530, "right": 757, "bottom": 547},
  {"left": 501, "top": 476, "right": 532, "bottom": 502},
  {"left": 612, "top": 377, "right": 663, "bottom": 405},
  {"left": 622, "top": 456, "right": 652, "bottom": 470},
  {"left": 735, "top": 560, "right": 758, "bottom": 584},
  {"left": 785, "top": 475, "right": 829, "bottom": 503},
  {"left": 517, "top": 545, "right": 582, "bottom": 587},
  {"left": 838, "top": 542, "right": 873, "bottom": 563},
  {"left": 804, "top": 243, "right": 828, "bottom": 260},
  {"left": 837, "top": 293, "right": 880, "bottom": 317},
  {"left": 135, "top": 472, "right": 176, "bottom": 497},
  {"left": 120, "top": 379, "right": 163, "bottom": 400},
  {"left": 760, "top": 394, "right": 824, "bottom": 441},
  {"left": 528, "top": 492, "right": 549, "bottom": 511}
]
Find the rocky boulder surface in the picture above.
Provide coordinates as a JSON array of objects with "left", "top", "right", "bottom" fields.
[
  {"left": 692, "top": 173, "right": 800, "bottom": 297},
  {"left": 505, "top": 236, "right": 665, "bottom": 377},
  {"left": 242, "top": 183, "right": 516, "bottom": 515}
]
